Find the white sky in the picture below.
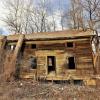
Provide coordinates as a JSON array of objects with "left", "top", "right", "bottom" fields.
[
  {"left": 0, "top": 0, "right": 9, "bottom": 34},
  {"left": 0, "top": 1, "right": 4, "bottom": 27}
]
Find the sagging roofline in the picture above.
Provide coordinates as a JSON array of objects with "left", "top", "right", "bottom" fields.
[{"left": 0, "top": 29, "right": 96, "bottom": 42}]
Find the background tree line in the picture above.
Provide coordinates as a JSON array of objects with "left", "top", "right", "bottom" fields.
[{"left": 2, "top": 0, "right": 100, "bottom": 34}]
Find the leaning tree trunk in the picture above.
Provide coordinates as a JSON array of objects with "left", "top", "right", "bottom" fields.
[{"left": 1, "top": 34, "right": 24, "bottom": 81}]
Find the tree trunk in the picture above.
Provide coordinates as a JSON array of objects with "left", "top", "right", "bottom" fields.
[{"left": 1, "top": 34, "right": 24, "bottom": 81}]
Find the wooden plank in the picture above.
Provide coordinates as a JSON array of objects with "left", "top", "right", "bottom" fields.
[{"left": 7, "top": 38, "right": 90, "bottom": 45}]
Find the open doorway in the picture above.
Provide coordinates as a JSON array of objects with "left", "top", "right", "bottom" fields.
[
  {"left": 47, "top": 56, "right": 56, "bottom": 74},
  {"left": 68, "top": 57, "right": 75, "bottom": 69}
]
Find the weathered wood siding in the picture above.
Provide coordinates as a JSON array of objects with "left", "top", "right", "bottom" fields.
[
  {"left": 10, "top": 37, "right": 94, "bottom": 80},
  {"left": 75, "top": 40, "right": 94, "bottom": 76},
  {"left": 35, "top": 38, "right": 94, "bottom": 78}
]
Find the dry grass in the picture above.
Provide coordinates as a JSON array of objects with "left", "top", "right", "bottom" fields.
[{"left": 0, "top": 80, "right": 100, "bottom": 100}]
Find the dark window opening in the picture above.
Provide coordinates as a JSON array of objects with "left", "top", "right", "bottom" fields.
[
  {"left": 31, "top": 44, "right": 36, "bottom": 49},
  {"left": 74, "top": 80, "right": 83, "bottom": 85},
  {"left": 67, "top": 42, "right": 73, "bottom": 47},
  {"left": 47, "top": 56, "right": 56, "bottom": 73},
  {"left": 29, "top": 56, "right": 37, "bottom": 69},
  {"left": 68, "top": 57, "right": 75, "bottom": 69}
]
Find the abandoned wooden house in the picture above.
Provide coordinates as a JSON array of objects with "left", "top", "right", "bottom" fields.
[{"left": 0, "top": 29, "right": 99, "bottom": 85}]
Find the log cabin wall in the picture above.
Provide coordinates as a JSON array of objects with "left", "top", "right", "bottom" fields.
[
  {"left": 3, "top": 29, "right": 96, "bottom": 82},
  {"left": 5, "top": 37, "right": 94, "bottom": 80},
  {"left": 35, "top": 38, "right": 94, "bottom": 80},
  {"left": 75, "top": 40, "right": 94, "bottom": 75}
]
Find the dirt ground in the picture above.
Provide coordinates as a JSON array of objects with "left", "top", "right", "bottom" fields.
[{"left": 0, "top": 80, "right": 100, "bottom": 100}]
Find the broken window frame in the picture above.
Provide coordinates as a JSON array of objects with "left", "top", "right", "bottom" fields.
[{"left": 6, "top": 44, "right": 16, "bottom": 51}]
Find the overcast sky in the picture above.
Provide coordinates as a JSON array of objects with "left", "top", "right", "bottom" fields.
[
  {"left": 0, "top": 0, "right": 10, "bottom": 34},
  {"left": 0, "top": 0, "right": 70, "bottom": 34}
]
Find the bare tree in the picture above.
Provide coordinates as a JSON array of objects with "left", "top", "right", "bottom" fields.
[
  {"left": 47, "top": 0, "right": 57, "bottom": 31},
  {"left": 23, "top": 0, "right": 53, "bottom": 33},
  {"left": 3, "top": 0, "right": 93, "bottom": 33},
  {"left": 67, "top": 0, "right": 84, "bottom": 29},
  {"left": 2, "top": 0, "right": 69, "bottom": 33},
  {"left": 2, "top": 0, "right": 35, "bottom": 34},
  {"left": 2, "top": 0, "right": 24, "bottom": 33},
  {"left": 58, "top": 0, "right": 64, "bottom": 30},
  {"left": 37, "top": 0, "right": 50, "bottom": 32},
  {"left": 82, "top": 0, "right": 100, "bottom": 30}
]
